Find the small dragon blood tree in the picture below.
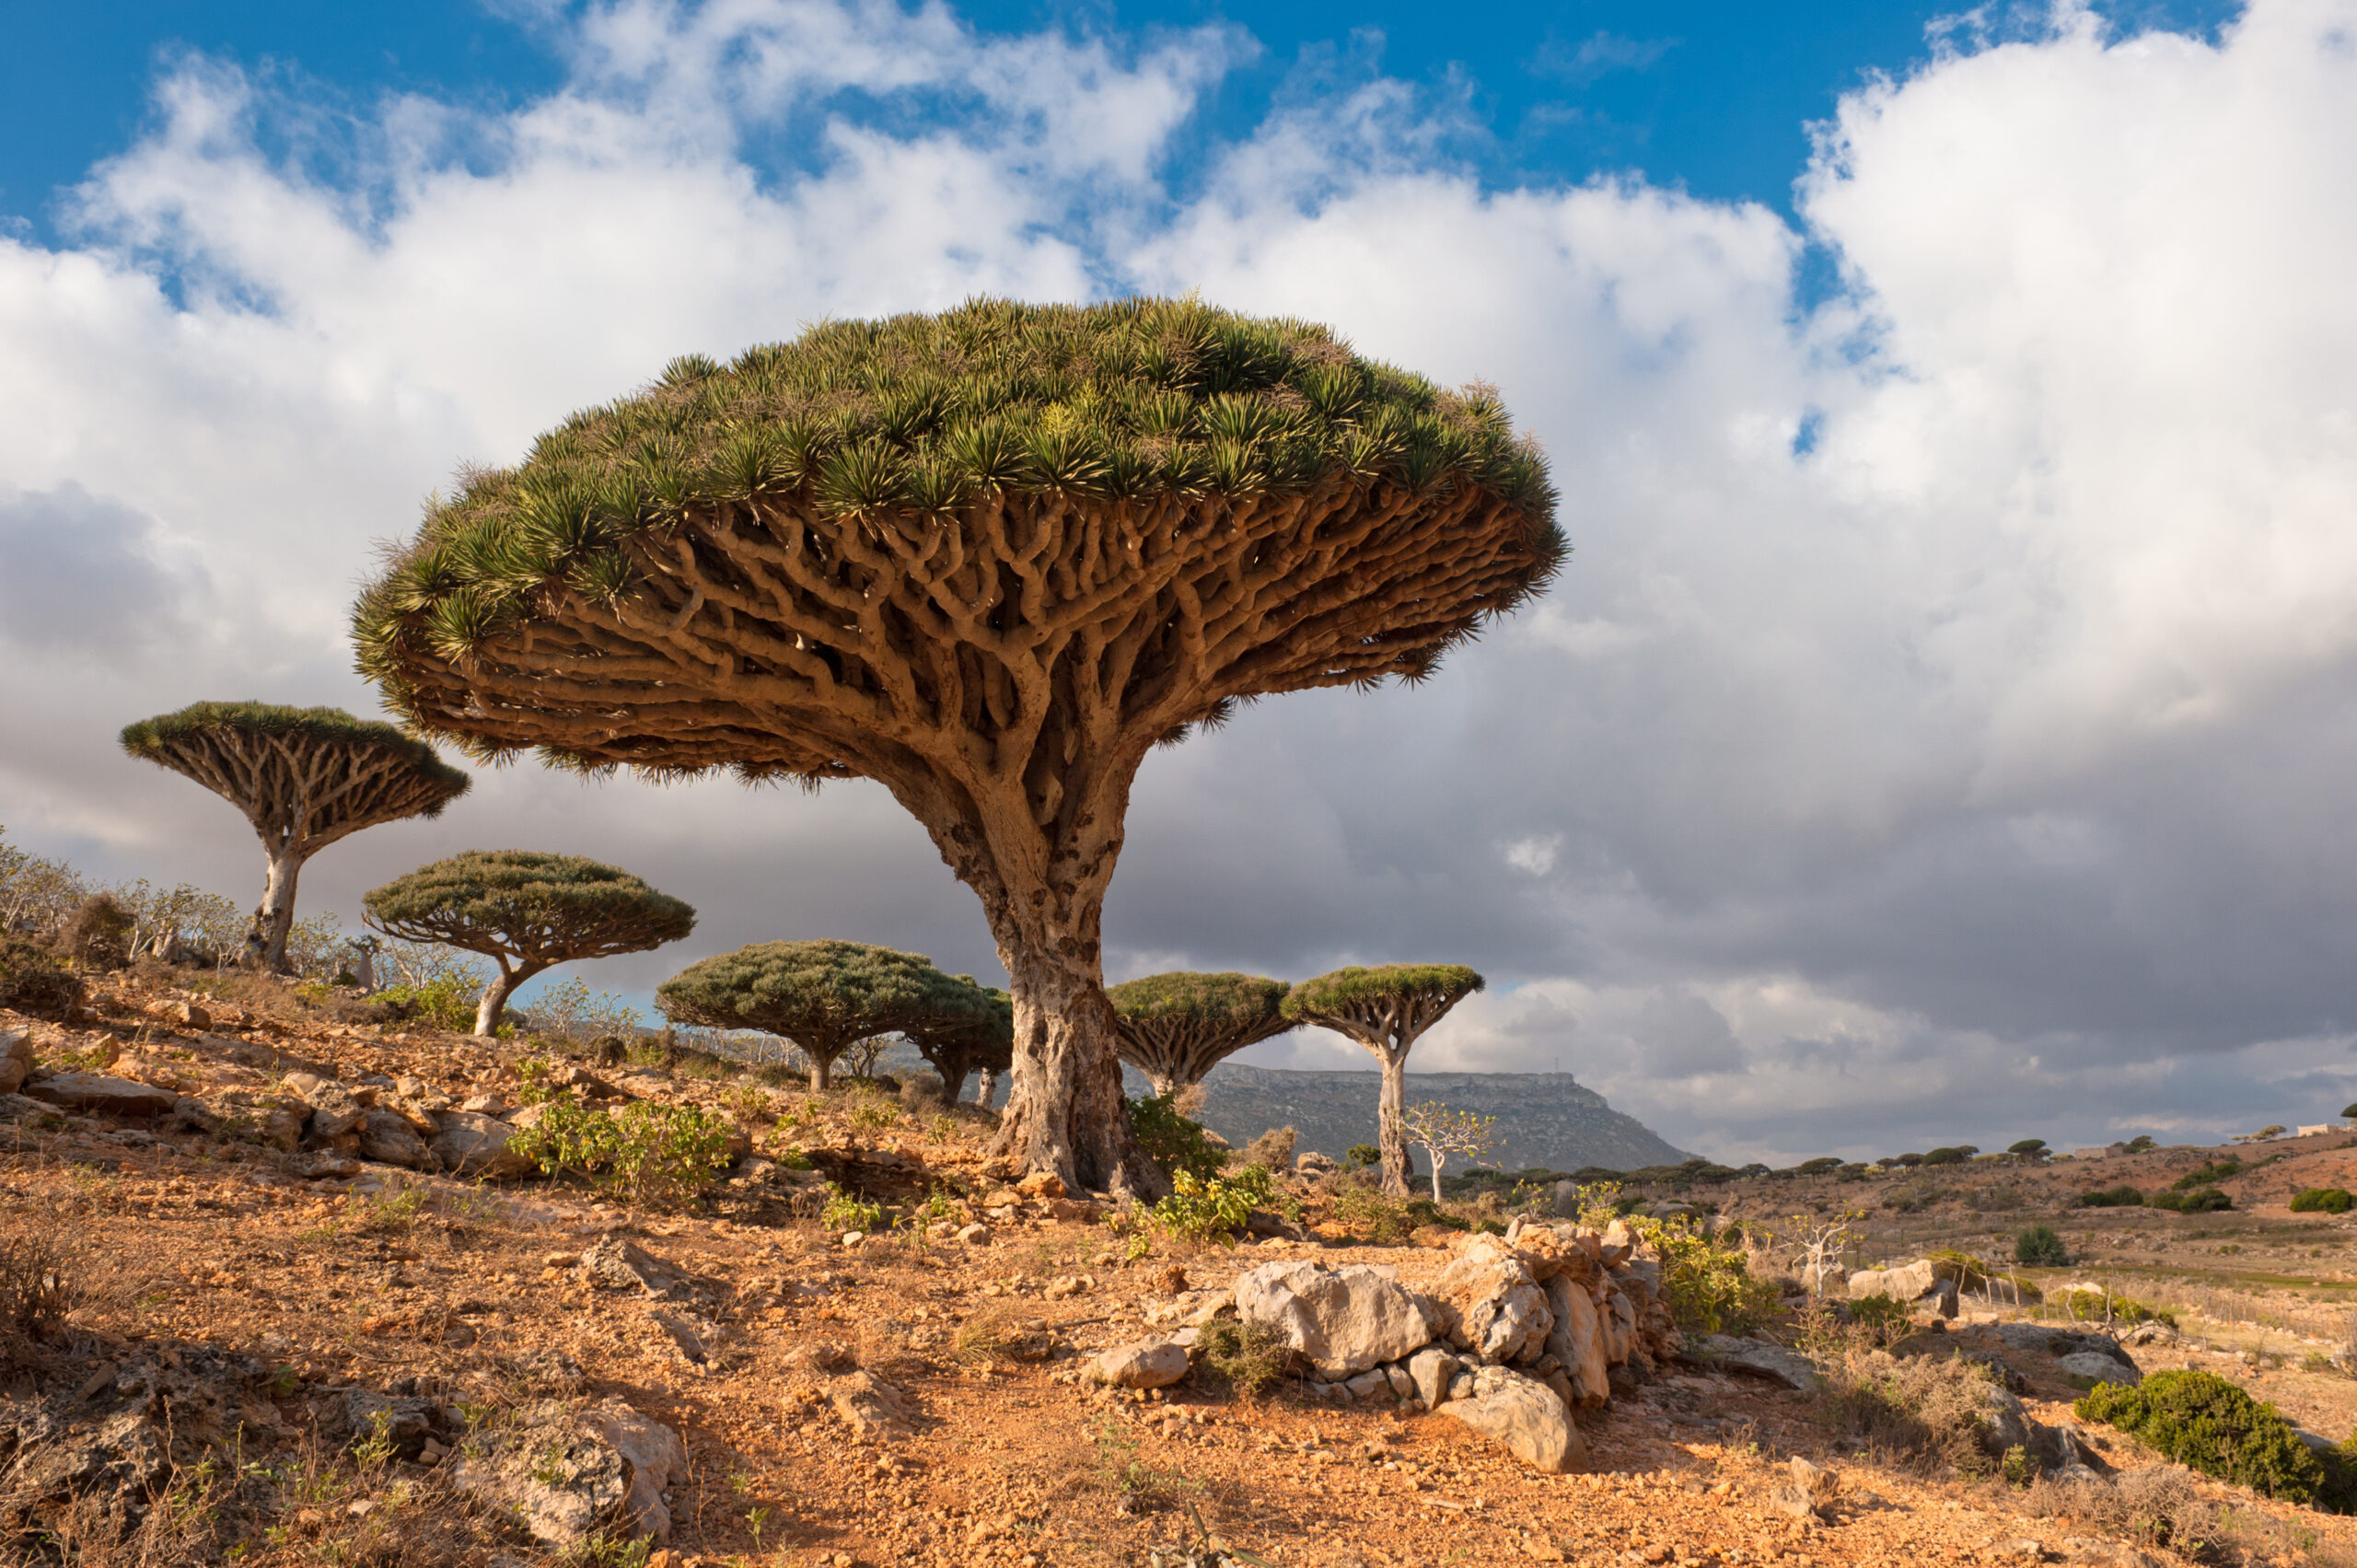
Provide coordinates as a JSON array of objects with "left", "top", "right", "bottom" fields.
[
  {"left": 656, "top": 939, "right": 996, "bottom": 1093},
  {"left": 1109, "top": 970, "right": 1295, "bottom": 1098},
  {"left": 122, "top": 702, "right": 471, "bottom": 971},
  {"left": 1283, "top": 964, "right": 1484, "bottom": 1197},
  {"left": 905, "top": 978, "right": 1014, "bottom": 1104},
  {"left": 351, "top": 296, "right": 1559, "bottom": 1194},
  {"left": 364, "top": 851, "right": 695, "bottom": 1035}
]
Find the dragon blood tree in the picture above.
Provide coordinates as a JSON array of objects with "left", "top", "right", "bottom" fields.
[
  {"left": 363, "top": 851, "right": 695, "bottom": 1035},
  {"left": 351, "top": 297, "right": 1559, "bottom": 1194},
  {"left": 656, "top": 939, "right": 995, "bottom": 1093},
  {"left": 122, "top": 702, "right": 471, "bottom": 971},
  {"left": 1283, "top": 964, "right": 1484, "bottom": 1197},
  {"left": 905, "top": 979, "right": 1014, "bottom": 1104},
  {"left": 1109, "top": 971, "right": 1295, "bottom": 1098}
]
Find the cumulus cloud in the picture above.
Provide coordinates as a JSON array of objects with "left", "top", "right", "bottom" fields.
[{"left": 3, "top": 0, "right": 2355, "bottom": 1161}]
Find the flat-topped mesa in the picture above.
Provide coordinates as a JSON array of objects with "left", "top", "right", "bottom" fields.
[
  {"left": 122, "top": 702, "right": 471, "bottom": 971},
  {"left": 1109, "top": 970, "right": 1295, "bottom": 1098},
  {"left": 352, "top": 296, "right": 1561, "bottom": 1194}
]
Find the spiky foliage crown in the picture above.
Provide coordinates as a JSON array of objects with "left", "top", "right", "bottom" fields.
[
  {"left": 122, "top": 702, "right": 470, "bottom": 807},
  {"left": 362, "top": 851, "right": 695, "bottom": 968},
  {"left": 1283, "top": 964, "right": 1484, "bottom": 1019},
  {"left": 1110, "top": 971, "right": 1289, "bottom": 1023},
  {"left": 353, "top": 295, "right": 1562, "bottom": 771},
  {"left": 656, "top": 939, "right": 999, "bottom": 1061}
]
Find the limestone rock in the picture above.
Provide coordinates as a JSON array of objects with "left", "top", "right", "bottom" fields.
[
  {"left": 1433, "top": 1237, "right": 1553, "bottom": 1365},
  {"left": 22, "top": 1073, "right": 177, "bottom": 1119},
  {"left": 1090, "top": 1341, "right": 1190, "bottom": 1389},
  {"left": 356, "top": 1107, "right": 428, "bottom": 1168},
  {"left": 1543, "top": 1274, "right": 1610, "bottom": 1404},
  {"left": 452, "top": 1399, "right": 683, "bottom": 1547},
  {"left": 282, "top": 1073, "right": 366, "bottom": 1139},
  {"left": 580, "top": 1402, "right": 689, "bottom": 1541},
  {"left": 1407, "top": 1345, "right": 1461, "bottom": 1408},
  {"left": 577, "top": 1237, "right": 690, "bottom": 1298},
  {"left": 0, "top": 1030, "right": 31, "bottom": 1096},
  {"left": 1687, "top": 1334, "right": 1822, "bottom": 1392},
  {"left": 826, "top": 1370, "right": 911, "bottom": 1441},
  {"left": 1847, "top": 1259, "right": 1937, "bottom": 1303},
  {"left": 428, "top": 1109, "right": 533, "bottom": 1179},
  {"left": 1436, "top": 1365, "right": 1584, "bottom": 1473},
  {"left": 1233, "top": 1260, "right": 1437, "bottom": 1377},
  {"left": 2057, "top": 1351, "right": 2140, "bottom": 1387}
]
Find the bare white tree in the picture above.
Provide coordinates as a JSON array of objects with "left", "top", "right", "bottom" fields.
[{"left": 1399, "top": 1101, "right": 1496, "bottom": 1203}]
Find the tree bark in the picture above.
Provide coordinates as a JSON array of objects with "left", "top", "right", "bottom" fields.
[
  {"left": 993, "top": 939, "right": 1164, "bottom": 1199},
  {"left": 474, "top": 961, "right": 540, "bottom": 1037},
  {"left": 974, "top": 1065, "right": 999, "bottom": 1111},
  {"left": 1376, "top": 1046, "right": 1411, "bottom": 1198},
  {"left": 247, "top": 851, "right": 304, "bottom": 972},
  {"left": 808, "top": 1051, "right": 832, "bottom": 1094}
]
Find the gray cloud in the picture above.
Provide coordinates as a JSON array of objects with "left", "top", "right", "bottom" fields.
[{"left": 0, "top": 483, "right": 206, "bottom": 657}]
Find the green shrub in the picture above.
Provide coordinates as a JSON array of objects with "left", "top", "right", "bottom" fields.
[
  {"left": 2058, "top": 1288, "right": 2174, "bottom": 1328},
  {"left": 1343, "top": 1144, "right": 1380, "bottom": 1169},
  {"left": 373, "top": 973, "right": 481, "bottom": 1033},
  {"left": 2150, "top": 1188, "right": 2231, "bottom": 1214},
  {"left": 2014, "top": 1224, "right": 2069, "bottom": 1266},
  {"left": 2124, "top": 1134, "right": 2155, "bottom": 1152},
  {"left": 2172, "top": 1159, "right": 2242, "bottom": 1191},
  {"left": 1620, "top": 1214, "right": 1782, "bottom": 1336},
  {"left": 2079, "top": 1185, "right": 2145, "bottom": 1208},
  {"left": 1126, "top": 1092, "right": 1228, "bottom": 1183},
  {"left": 1148, "top": 1164, "right": 1273, "bottom": 1245},
  {"left": 1198, "top": 1318, "right": 1296, "bottom": 1397},
  {"left": 819, "top": 1183, "right": 886, "bottom": 1234},
  {"left": 0, "top": 937, "right": 81, "bottom": 1016},
  {"left": 2290, "top": 1188, "right": 2353, "bottom": 1214},
  {"left": 505, "top": 1091, "right": 734, "bottom": 1206},
  {"left": 1848, "top": 1293, "right": 1913, "bottom": 1340},
  {"left": 2076, "top": 1370, "right": 2348, "bottom": 1508}
]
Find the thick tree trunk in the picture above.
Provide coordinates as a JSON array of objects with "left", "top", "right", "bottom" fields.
[
  {"left": 1377, "top": 1046, "right": 1411, "bottom": 1198},
  {"left": 1146, "top": 1069, "right": 1178, "bottom": 1099},
  {"left": 808, "top": 1052, "right": 832, "bottom": 1094},
  {"left": 247, "top": 851, "right": 303, "bottom": 972},
  {"left": 992, "top": 941, "right": 1165, "bottom": 1199}
]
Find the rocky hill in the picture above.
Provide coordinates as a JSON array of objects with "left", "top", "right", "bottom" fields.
[{"left": 1132, "top": 1063, "right": 1695, "bottom": 1172}]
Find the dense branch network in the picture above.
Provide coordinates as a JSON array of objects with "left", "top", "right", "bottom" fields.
[
  {"left": 122, "top": 703, "right": 470, "bottom": 970},
  {"left": 352, "top": 298, "right": 1559, "bottom": 1192},
  {"left": 1109, "top": 971, "right": 1295, "bottom": 1096}
]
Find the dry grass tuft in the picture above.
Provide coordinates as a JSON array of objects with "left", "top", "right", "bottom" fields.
[{"left": 1813, "top": 1343, "right": 2000, "bottom": 1474}]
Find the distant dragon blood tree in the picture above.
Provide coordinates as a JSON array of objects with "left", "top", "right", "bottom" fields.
[
  {"left": 363, "top": 851, "right": 695, "bottom": 1035},
  {"left": 1283, "top": 964, "right": 1484, "bottom": 1197},
  {"left": 1109, "top": 970, "right": 1295, "bottom": 1097},
  {"left": 905, "top": 979, "right": 1014, "bottom": 1104},
  {"left": 121, "top": 703, "right": 471, "bottom": 971},
  {"left": 656, "top": 939, "right": 996, "bottom": 1093},
  {"left": 351, "top": 297, "right": 1559, "bottom": 1195}
]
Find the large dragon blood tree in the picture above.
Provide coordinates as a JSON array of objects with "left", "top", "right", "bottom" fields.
[
  {"left": 1283, "top": 964, "right": 1484, "bottom": 1197},
  {"left": 121, "top": 703, "right": 471, "bottom": 971},
  {"left": 364, "top": 850, "right": 696, "bottom": 1035},
  {"left": 1109, "top": 970, "right": 1295, "bottom": 1098},
  {"left": 351, "top": 297, "right": 1560, "bottom": 1194}
]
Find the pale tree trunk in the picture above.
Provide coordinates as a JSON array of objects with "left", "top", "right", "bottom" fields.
[
  {"left": 1428, "top": 1151, "right": 1446, "bottom": 1204},
  {"left": 1376, "top": 1045, "right": 1412, "bottom": 1198},
  {"left": 974, "top": 1066, "right": 999, "bottom": 1111},
  {"left": 1147, "top": 1069, "right": 1178, "bottom": 1099},
  {"left": 808, "top": 1051, "right": 833, "bottom": 1094},
  {"left": 474, "top": 961, "right": 542, "bottom": 1037},
  {"left": 246, "top": 851, "right": 304, "bottom": 973}
]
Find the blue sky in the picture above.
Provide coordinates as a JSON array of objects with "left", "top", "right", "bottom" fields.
[
  {"left": 4, "top": 0, "right": 2355, "bottom": 1163},
  {"left": 4, "top": 1, "right": 2237, "bottom": 237}
]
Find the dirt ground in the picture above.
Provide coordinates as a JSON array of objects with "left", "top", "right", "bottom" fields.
[{"left": 5, "top": 969, "right": 2356, "bottom": 1568}]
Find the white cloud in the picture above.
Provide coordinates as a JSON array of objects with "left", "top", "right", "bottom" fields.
[{"left": 4, "top": 0, "right": 2357, "bottom": 1160}]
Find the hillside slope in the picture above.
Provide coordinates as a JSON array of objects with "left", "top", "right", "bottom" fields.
[{"left": 1150, "top": 1063, "right": 1695, "bottom": 1172}]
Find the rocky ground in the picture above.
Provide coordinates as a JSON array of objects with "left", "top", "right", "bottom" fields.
[{"left": 3, "top": 967, "right": 2355, "bottom": 1567}]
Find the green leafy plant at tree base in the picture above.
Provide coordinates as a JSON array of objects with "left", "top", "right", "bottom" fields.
[
  {"left": 372, "top": 972, "right": 482, "bottom": 1033},
  {"left": 1150, "top": 1165, "right": 1274, "bottom": 1245},
  {"left": 505, "top": 1079, "right": 733, "bottom": 1206},
  {"left": 1128, "top": 1093, "right": 1230, "bottom": 1183},
  {"left": 1198, "top": 1318, "right": 1296, "bottom": 1397},
  {"left": 2290, "top": 1188, "right": 2353, "bottom": 1214},
  {"left": 2076, "top": 1370, "right": 2357, "bottom": 1510},
  {"left": 819, "top": 1183, "right": 886, "bottom": 1234}
]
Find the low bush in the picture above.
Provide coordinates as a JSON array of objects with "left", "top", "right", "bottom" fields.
[
  {"left": 372, "top": 973, "right": 482, "bottom": 1033},
  {"left": 2079, "top": 1185, "right": 2144, "bottom": 1208},
  {"left": 1198, "top": 1318, "right": 1297, "bottom": 1397},
  {"left": 0, "top": 935, "right": 81, "bottom": 1016},
  {"left": 1149, "top": 1164, "right": 1274, "bottom": 1245},
  {"left": 1237, "top": 1125, "right": 1297, "bottom": 1171},
  {"left": 2150, "top": 1188, "right": 2232, "bottom": 1214},
  {"left": 1814, "top": 1346, "right": 2003, "bottom": 1474},
  {"left": 1849, "top": 1293, "right": 1914, "bottom": 1342},
  {"left": 2290, "top": 1187, "right": 2354, "bottom": 1214},
  {"left": 505, "top": 1074, "right": 735, "bottom": 1207},
  {"left": 0, "top": 1224, "right": 75, "bottom": 1371},
  {"left": 1343, "top": 1144, "right": 1380, "bottom": 1169},
  {"left": 819, "top": 1183, "right": 887, "bottom": 1234},
  {"left": 2172, "top": 1159, "right": 2242, "bottom": 1191},
  {"left": 1127, "top": 1092, "right": 1229, "bottom": 1183},
  {"left": 2077, "top": 1370, "right": 2353, "bottom": 1509},
  {"left": 1616, "top": 1213, "right": 1781, "bottom": 1335},
  {"left": 2057, "top": 1288, "right": 2175, "bottom": 1328},
  {"left": 2014, "top": 1224, "right": 2069, "bottom": 1266},
  {"left": 52, "top": 892, "right": 134, "bottom": 969}
]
